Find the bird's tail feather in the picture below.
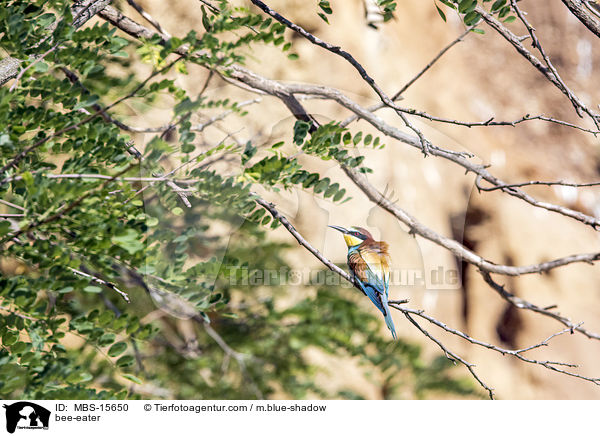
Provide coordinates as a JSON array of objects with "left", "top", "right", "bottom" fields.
[{"left": 384, "top": 308, "right": 397, "bottom": 340}]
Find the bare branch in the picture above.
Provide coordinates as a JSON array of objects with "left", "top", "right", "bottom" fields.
[
  {"left": 342, "top": 164, "right": 600, "bottom": 276},
  {"left": 126, "top": 0, "right": 171, "bottom": 38},
  {"left": 480, "top": 271, "right": 600, "bottom": 341},
  {"left": 383, "top": 107, "right": 600, "bottom": 135},
  {"left": 254, "top": 193, "right": 495, "bottom": 396},
  {"left": 225, "top": 65, "right": 600, "bottom": 228},
  {"left": 254, "top": 192, "right": 600, "bottom": 395},
  {"left": 342, "top": 26, "right": 474, "bottom": 126},
  {"left": 390, "top": 303, "right": 600, "bottom": 385},
  {"left": 562, "top": 0, "right": 600, "bottom": 38},
  {"left": 0, "top": 199, "right": 25, "bottom": 211},
  {"left": 476, "top": 176, "right": 600, "bottom": 192},
  {"left": 402, "top": 311, "right": 496, "bottom": 399},
  {"left": 254, "top": 195, "right": 361, "bottom": 291},
  {"left": 69, "top": 266, "right": 130, "bottom": 303},
  {"left": 477, "top": 4, "right": 599, "bottom": 127},
  {"left": 96, "top": 4, "right": 600, "bottom": 229}
]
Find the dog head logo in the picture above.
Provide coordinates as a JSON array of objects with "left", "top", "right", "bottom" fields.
[{"left": 2, "top": 402, "right": 50, "bottom": 433}]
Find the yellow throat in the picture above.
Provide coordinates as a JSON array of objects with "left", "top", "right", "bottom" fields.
[{"left": 343, "top": 232, "right": 363, "bottom": 247}]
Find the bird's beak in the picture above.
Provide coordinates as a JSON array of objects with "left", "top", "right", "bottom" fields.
[{"left": 328, "top": 225, "right": 349, "bottom": 234}]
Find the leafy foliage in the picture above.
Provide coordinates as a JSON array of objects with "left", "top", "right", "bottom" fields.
[{"left": 0, "top": 0, "right": 476, "bottom": 400}]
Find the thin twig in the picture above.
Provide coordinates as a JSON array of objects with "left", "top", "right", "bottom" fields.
[
  {"left": 480, "top": 271, "right": 600, "bottom": 341},
  {"left": 69, "top": 267, "right": 131, "bottom": 303},
  {"left": 0, "top": 199, "right": 25, "bottom": 211},
  {"left": 477, "top": 4, "right": 599, "bottom": 128},
  {"left": 476, "top": 176, "right": 600, "bottom": 192},
  {"left": 0, "top": 305, "right": 39, "bottom": 321},
  {"left": 202, "top": 322, "right": 264, "bottom": 399},
  {"left": 9, "top": 43, "right": 59, "bottom": 92},
  {"left": 342, "top": 26, "right": 474, "bottom": 126},
  {"left": 402, "top": 311, "right": 496, "bottom": 399}
]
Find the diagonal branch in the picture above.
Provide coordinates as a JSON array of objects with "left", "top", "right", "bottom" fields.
[
  {"left": 480, "top": 271, "right": 600, "bottom": 341},
  {"left": 476, "top": 4, "right": 599, "bottom": 127},
  {"left": 391, "top": 303, "right": 600, "bottom": 386},
  {"left": 561, "top": 0, "right": 600, "bottom": 38},
  {"left": 402, "top": 311, "right": 495, "bottom": 399},
  {"left": 342, "top": 26, "right": 474, "bottom": 126}
]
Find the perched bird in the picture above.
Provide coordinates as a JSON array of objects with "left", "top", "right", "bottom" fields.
[{"left": 329, "top": 225, "right": 396, "bottom": 339}]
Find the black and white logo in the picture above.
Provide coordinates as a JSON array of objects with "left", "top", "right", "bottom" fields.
[{"left": 2, "top": 402, "right": 50, "bottom": 434}]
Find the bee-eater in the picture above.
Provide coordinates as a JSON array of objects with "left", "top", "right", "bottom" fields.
[{"left": 329, "top": 225, "right": 397, "bottom": 339}]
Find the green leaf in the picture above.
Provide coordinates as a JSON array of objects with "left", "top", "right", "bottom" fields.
[
  {"left": 83, "top": 285, "right": 102, "bottom": 294},
  {"left": 435, "top": 4, "right": 447, "bottom": 22},
  {"left": 11, "top": 342, "right": 28, "bottom": 354},
  {"left": 108, "top": 342, "right": 128, "bottom": 357},
  {"left": 116, "top": 355, "right": 135, "bottom": 367},
  {"left": 463, "top": 11, "right": 481, "bottom": 26},
  {"left": 33, "top": 61, "right": 49, "bottom": 73},
  {"left": 491, "top": 0, "right": 506, "bottom": 12},
  {"left": 122, "top": 373, "right": 142, "bottom": 384},
  {"left": 74, "top": 95, "right": 100, "bottom": 110},
  {"left": 333, "top": 188, "right": 346, "bottom": 202},
  {"left": 201, "top": 6, "right": 212, "bottom": 31},
  {"left": 314, "top": 178, "right": 330, "bottom": 194},
  {"left": 98, "top": 311, "right": 115, "bottom": 327},
  {"left": 319, "top": 1, "right": 333, "bottom": 14},
  {"left": 98, "top": 333, "right": 116, "bottom": 346},
  {"left": 66, "top": 371, "right": 93, "bottom": 384},
  {"left": 111, "top": 229, "right": 143, "bottom": 255},
  {"left": 2, "top": 330, "right": 19, "bottom": 347},
  {"left": 458, "top": 0, "right": 476, "bottom": 13},
  {"left": 0, "top": 221, "right": 11, "bottom": 237}
]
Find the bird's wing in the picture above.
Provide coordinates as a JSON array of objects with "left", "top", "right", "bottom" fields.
[{"left": 360, "top": 250, "right": 390, "bottom": 295}]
